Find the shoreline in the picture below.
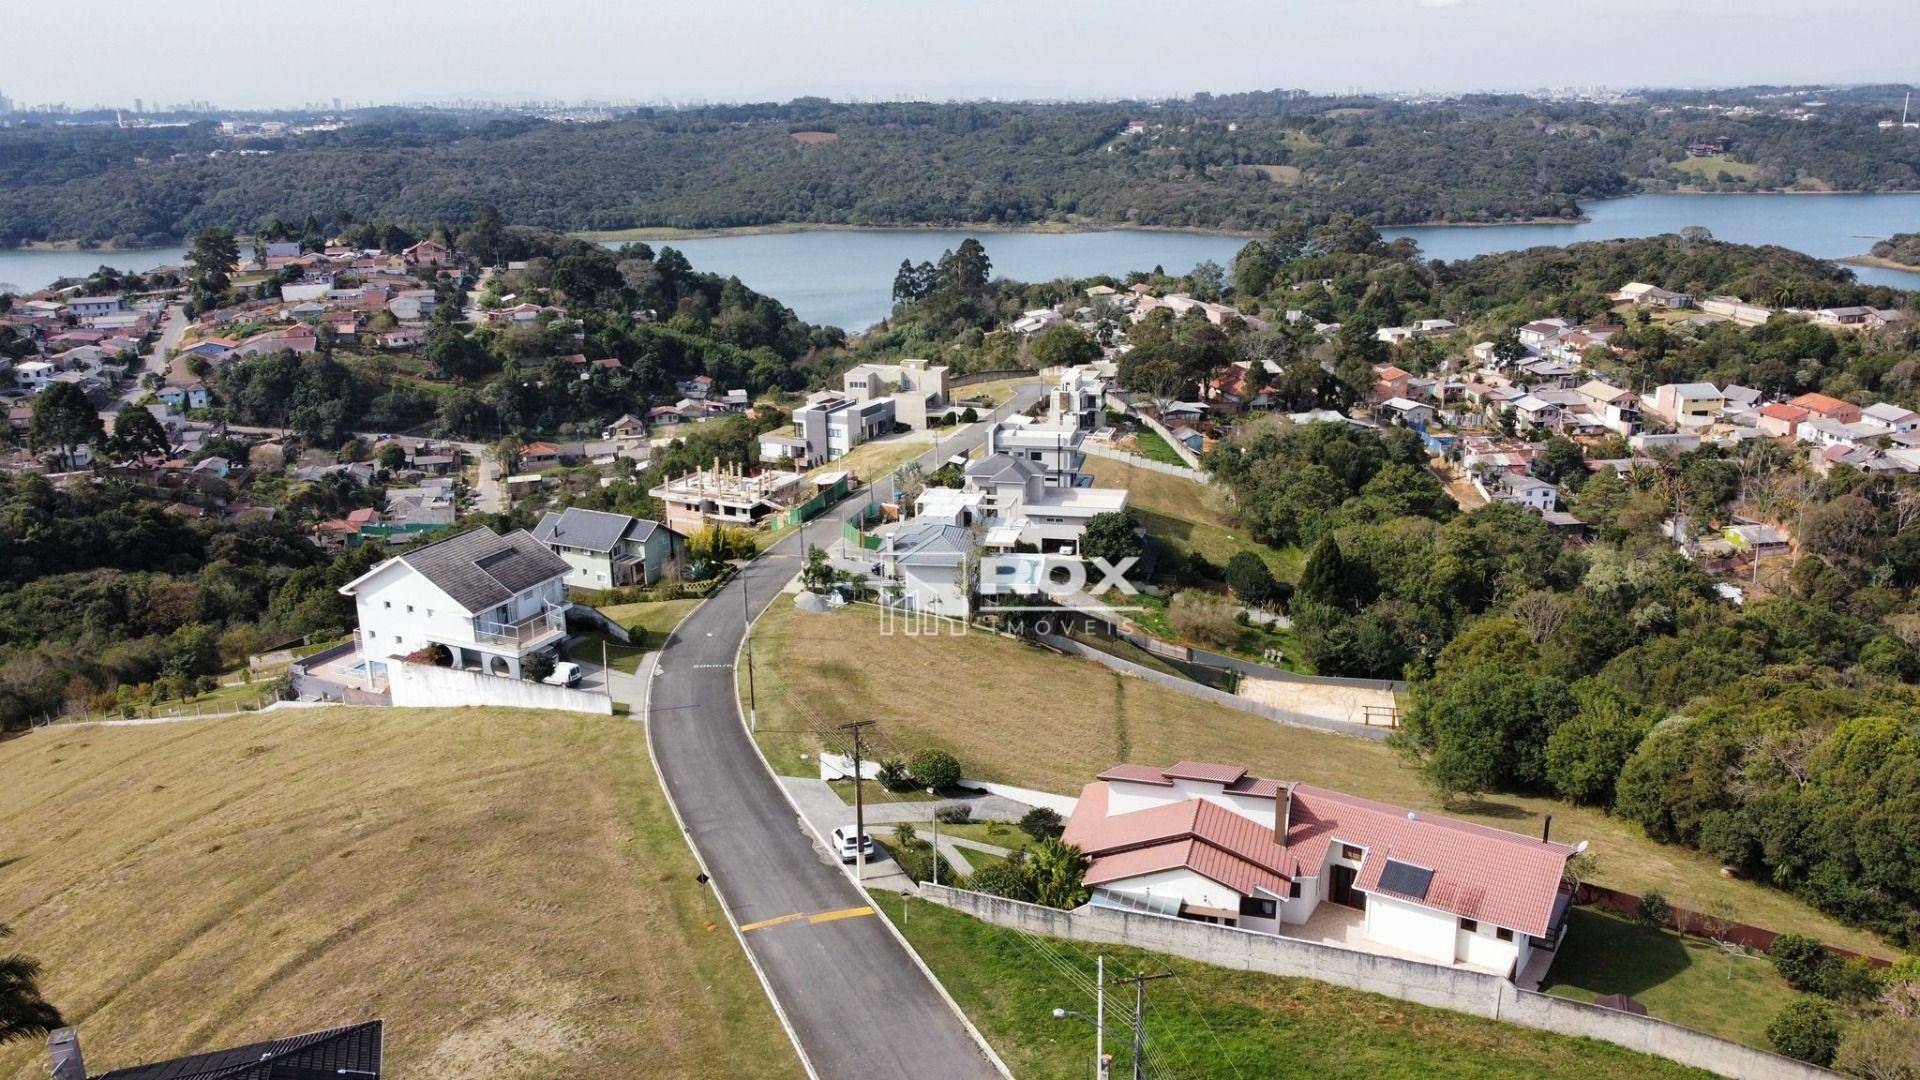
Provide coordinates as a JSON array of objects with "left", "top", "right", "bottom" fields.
[
  {"left": 1839, "top": 252, "right": 1920, "bottom": 273},
  {"left": 571, "top": 216, "right": 1589, "bottom": 244}
]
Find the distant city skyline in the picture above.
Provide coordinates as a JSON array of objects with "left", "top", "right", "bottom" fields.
[{"left": 5, "top": 0, "right": 1918, "bottom": 112}]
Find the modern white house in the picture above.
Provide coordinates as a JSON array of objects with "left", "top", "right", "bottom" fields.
[
  {"left": 1062, "top": 763, "right": 1578, "bottom": 984},
  {"left": 874, "top": 521, "right": 975, "bottom": 617},
  {"left": 531, "top": 507, "right": 683, "bottom": 590},
  {"left": 841, "top": 357, "right": 949, "bottom": 429},
  {"left": 1047, "top": 365, "right": 1107, "bottom": 432},
  {"left": 337, "top": 527, "right": 572, "bottom": 679},
  {"left": 962, "top": 453, "right": 1128, "bottom": 552},
  {"left": 762, "top": 390, "right": 896, "bottom": 467}
]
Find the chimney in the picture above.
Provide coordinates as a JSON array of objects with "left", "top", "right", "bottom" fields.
[
  {"left": 48, "top": 1028, "right": 85, "bottom": 1080},
  {"left": 1541, "top": 813, "right": 1553, "bottom": 843}
]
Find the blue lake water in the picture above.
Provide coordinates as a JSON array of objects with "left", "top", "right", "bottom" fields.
[
  {"left": 6, "top": 193, "right": 1918, "bottom": 330},
  {"left": 623, "top": 193, "right": 1920, "bottom": 329}
]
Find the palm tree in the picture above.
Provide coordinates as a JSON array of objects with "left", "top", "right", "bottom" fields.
[
  {"left": 1026, "top": 839, "right": 1091, "bottom": 910},
  {"left": 0, "top": 925, "right": 62, "bottom": 1045}
]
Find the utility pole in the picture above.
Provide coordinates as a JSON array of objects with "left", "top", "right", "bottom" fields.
[
  {"left": 741, "top": 578, "right": 756, "bottom": 731},
  {"left": 1096, "top": 955, "right": 1105, "bottom": 1080},
  {"left": 840, "top": 719, "right": 875, "bottom": 881},
  {"left": 1112, "top": 971, "right": 1173, "bottom": 1080}
]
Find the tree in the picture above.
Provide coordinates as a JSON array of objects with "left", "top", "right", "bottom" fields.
[
  {"left": 1543, "top": 686, "right": 1653, "bottom": 805},
  {"left": 522, "top": 652, "right": 556, "bottom": 683},
  {"left": 908, "top": 748, "right": 961, "bottom": 791},
  {"left": 1225, "top": 550, "right": 1280, "bottom": 608},
  {"left": 1835, "top": 1014, "right": 1920, "bottom": 1080},
  {"left": 1079, "top": 511, "right": 1142, "bottom": 570},
  {"left": 376, "top": 443, "right": 407, "bottom": 472},
  {"left": 0, "top": 924, "right": 62, "bottom": 1045},
  {"left": 110, "top": 403, "right": 170, "bottom": 459},
  {"left": 490, "top": 436, "right": 523, "bottom": 476},
  {"left": 1770, "top": 934, "right": 1835, "bottom": 993},
  {"left": 1026, "top": 838, "right": 1091, "bottom": 909},
  {"left": 1767, "top": 999, "right": 1840, "bottom": 1066},
  {"left": 1296, "top": 534, "right": 1370, "bottom": 612},
  {"left": 28, "top": 383, "right": 104, "bottom": 469},
  {"left": 1019, "top": 807, "right": 1064, "bottom": 840},
  {"left": 186, "top": 227, "right": 238, "bottom": 312},
  {"left": 1028, "top": 323, "right": 1102, "bottom": 369},
  {"left": 801, "top": 546, "right": 835, "bottom": 593}
]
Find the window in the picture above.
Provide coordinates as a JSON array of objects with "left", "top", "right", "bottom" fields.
[
  {"left": 1496, "top": 927, "right": 1514, "bottom": 942},
  {"left": 383, "top": 601, "right": 391, "bottom": 609},
  {"left": 1238, "top": 896, "right": 1276, "bottom": 919},
  {"left": 1459, "top": 918, "right": 1478, "bottom": 933},
  {"left": 406, "top": 605, "right": 414, "bottom": 614},
  {"left": 1340, "top": 844, "right": 1364, "bottom": 862},
  {"left": 1288, "top": 881, "right": 1302, "bottom": 899}
]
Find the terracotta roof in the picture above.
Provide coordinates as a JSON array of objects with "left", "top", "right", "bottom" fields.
[
  {"left": 1759, "top": 403, "right": 1809, "bottom": 421},
  {"left": 1790, "top": 392, "right": 1853, "bottom": 415},
  {"left": 1285, "top": 784, "right": 1573, "bottom": 936},
  {"left": 1066, "top": 783, "right": 1293, "bottom": 897}
]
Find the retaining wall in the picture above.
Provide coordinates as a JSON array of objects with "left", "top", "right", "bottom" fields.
[
  {"left": 386, "top": 661, "right": 613, "bottom": 715},
  {"left": 1037, "top": 633, "right": 1388, "bottom": 742},
  {"left": 921, "top": 886, "right": 1831, "bottom": 1080},
  {"left": 1081, "top": 442, "right": 1211, "bottom": 481}
]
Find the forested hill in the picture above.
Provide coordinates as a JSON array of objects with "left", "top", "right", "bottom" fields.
[{"left": 3, "top": 90, "right": 1918, "bottom": 246}]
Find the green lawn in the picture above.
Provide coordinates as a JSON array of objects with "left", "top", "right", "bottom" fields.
[
  {"left": 876, "top": 892, "right": 1707, "bottom": 1079},
  {"left": 938, "top": 819, "right": 1041, "bottom": 854},
  {"left": 596, "top": 597, "right": 702, "bottom": 648},
  {"left": 1541, "top": 908, "right": 1800, "bottom": 1049},
  {"left": 1128, "top": 428, "right": 1187, "bottom": 466},
  {"left": 566, "top": 631, "right": 649, "bottom": 674},
  {"left": 1081, "top": 456, "right": 1303, "bottom": 582}
]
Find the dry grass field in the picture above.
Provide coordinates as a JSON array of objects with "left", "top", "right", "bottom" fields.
[
  {"left": 0, "top": 708, "right": 800, "bottom": 1080},
  {"left": 750, "top": 601, "right": 1895, "bottom": 959}
]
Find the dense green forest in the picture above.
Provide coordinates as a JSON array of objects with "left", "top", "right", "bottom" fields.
[
  {"left": 1870, "top": 231, "right": 1920, "bottom": 267},
  {"left": 2, "top": 89, "right": 1916, "bottom": 246}
]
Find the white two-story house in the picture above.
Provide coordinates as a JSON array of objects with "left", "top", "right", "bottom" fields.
[{"left": 338, "top": 527, "right": 572, "bottom": 678}]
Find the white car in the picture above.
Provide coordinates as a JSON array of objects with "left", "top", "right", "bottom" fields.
[
  {"left": 542, "top": 661, "right": 583, "bottom": 687},
  {"left": 831, "top": 826, "right": 875, "bottom": 864}
]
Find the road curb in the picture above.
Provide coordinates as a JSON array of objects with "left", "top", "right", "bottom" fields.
[
  {"left": 729, "top": 566, "right": 1016, "bottom": 1080},
  {"left": 638, "top": 644, "right": 822, "bottom": 1080}
]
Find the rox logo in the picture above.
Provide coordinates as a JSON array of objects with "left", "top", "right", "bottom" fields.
[{"left": 977, "top": 555, "right": 1141, "bottom": 596}]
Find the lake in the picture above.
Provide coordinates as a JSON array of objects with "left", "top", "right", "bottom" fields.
[
  {"left": 626, "top": 193, "right": 1920, "bottom": 329},
  {"left": 5, "top": 193, "right": 1919, "bottom": 329}
]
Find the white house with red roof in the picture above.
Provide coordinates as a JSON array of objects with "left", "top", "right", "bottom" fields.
[{"left": 1062, "top": 762, "right": 1579, "bottom": 983}]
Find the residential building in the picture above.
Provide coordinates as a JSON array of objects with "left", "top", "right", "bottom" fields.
[
  {"left": 1483, "top": 472, "right": 1557, "bottom": 513},
  {"left": 765, "top": 390, "right": 894, "bottom": 467},
  {"left": 986, "top": 419, "right": 1088, "bottom": 487},
  {"left": 1650, "top": 382, "right": 1724, "bottom": 427},
  {"left": 1814, "top": 306, "right": 1875, "bottom": 327},
  {"left": 66, "top": 295, "right": 124, "bottom": 319},
  {"left": 1614, "top": 282, "right": 1693, "bottom": 308},
  {"left": 1572, "top": 379, "right": 1640, "bottom": 435},
  {"left": 1516, "top": 319, "right": 1571, "bottom": 348},
  {"left": 532, "top": 507, "right": 683, "bottom": 589},
  {"left": 650, "top": 464, "right": 811, "bottom": 534},
  {"left": 45, "top": 1021, "right": 382, "bottom": 1080},
  {"left": 875, "top": 521, "right": 974, "bottom": 617},
  {"left": 1377, "top": 396, "right": 1435, "bottom": 429},
  {"left": 1048, "top": 365, "right": 1106, "bottom": 431},
  {"left": 1757, "top": 403, "right": 1810, "bottom": 438},
  {"left": 1698, "top": 296, "right": 1774, "bottom": 325},
  {"left": 840, "top": 357, "right": 949, "bottom": 429},
  {"left": 1789, "top": 392, "right": 1862, "bottom": 425},
  {"left": 1062, "top": 763, "right": 1576, "bottom": 980},
  {"left": 1861, "top": 402, "right": 1920, "bottom": 434},
  {"left": 963, "top": 447, "right": 1128, "bottom": 552},
  {"left": 337, "top": 527, "right": 572, "bottom": 678}
]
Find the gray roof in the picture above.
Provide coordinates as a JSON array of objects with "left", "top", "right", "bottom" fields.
[
  {"left": 965, "top": 453, "right": 1040, "bottom": 486},
  {"left": 531, "top": 507, "right": 662, "bottom": 552},
  {"left": 399, "top": 527, "right": 569, "bottom": 613},
  {"left": 888, "top": 522, "right": 973, "bottom": 563}
]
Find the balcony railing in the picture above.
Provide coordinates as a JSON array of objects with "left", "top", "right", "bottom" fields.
[{"left": 474, "top": 605, "right": 567, "bottom": 650}]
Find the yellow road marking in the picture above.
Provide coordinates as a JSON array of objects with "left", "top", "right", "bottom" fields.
[
  {"left": 739, "top": 912, "right": 804, "bottom": 933},
  {"left": 807, "top": 905, "right": 875, "bottom": 925}
]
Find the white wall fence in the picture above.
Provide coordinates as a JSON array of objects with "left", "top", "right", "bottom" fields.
[
  {"left": 920, "top": 885, "right": 1832, "bottom": 1080},
  {"left": 1131, "top": 410, "right": 1206, "bottom": 469},
  {"left": 386, "top": 660, "right": 613, "bottom": 715},
  {"left": 1081, "top": 441, "right": 1211, "bottom": 481}
]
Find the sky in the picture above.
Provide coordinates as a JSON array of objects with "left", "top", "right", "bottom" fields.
[{"left": 6, "top": 0, "right": 1917, "bottom": 110}]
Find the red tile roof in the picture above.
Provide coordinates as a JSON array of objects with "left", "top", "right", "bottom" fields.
[
  {"left": 1068, "top": 765, "right": 1575, "bottom": 936},
  {"left": 1759, "top": 403, "right": 1808, "bottom": 421},
  {"left": 1284, "top": 785, "right": 1573, "bottom": 936}
]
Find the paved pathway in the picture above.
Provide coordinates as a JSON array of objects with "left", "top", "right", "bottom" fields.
[{"left": 641, "top": 387, "right": 1043, "bottom": 1079}]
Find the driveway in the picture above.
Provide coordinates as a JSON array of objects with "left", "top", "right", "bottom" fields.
[{"left": 643, "top": 386, "right": 1043, "bottom": 1079}]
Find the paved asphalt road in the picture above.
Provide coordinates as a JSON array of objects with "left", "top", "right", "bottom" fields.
[{"left": 644, "top": 384, "right": 1045, "bottom": 1079}]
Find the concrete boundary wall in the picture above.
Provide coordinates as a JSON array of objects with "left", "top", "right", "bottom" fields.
[
  {"left": 922, "top": 886, "right": 1832, "bottom": 1080},
  {"left": 1037, "top": 633, "right": 1389, "bottom": 742},
  {"left": 1081, "top": 442, "right": 1212, "bottom": 481},
  {"left": 386, "top": 660, "right": 613, "bottom": 715},
  {"left": 1133, "top": 410, "right": 1206, "bottom": 469}
]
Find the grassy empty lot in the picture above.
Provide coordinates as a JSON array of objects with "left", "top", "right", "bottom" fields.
[
  {"left": 750, "top": 601, "right": 1894, "bottom": 960},
  {"left": 1084, "top": 456, "right": 1304, "bottom": 580},
  {"left": 0, "top": 708, "right": 798, "bottom": 1080},
  {"left": 1543, "top": 909, "right": 1799, "bottom": 1049},
  {"left": 955, "top": 374, "right": 1047, "bottom": 407},
  {"left": 877, "top": 892, "right": 1707, "bottom": 1080},
  {"left": 807, "top": 429, "right": 934, "bottom": 484},
  {"left": 597, "top": 597, "right": 702, "bottom": 648}
]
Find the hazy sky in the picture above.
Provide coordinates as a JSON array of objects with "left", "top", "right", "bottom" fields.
[{"left": 8, "top": 0, "right": 1917, "bottom": 109}]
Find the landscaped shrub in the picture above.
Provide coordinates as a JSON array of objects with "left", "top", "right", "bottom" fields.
[
  {"left": 933, "top": 804, "right": 972, "bottom": 825},
  {"left": 522, "top": 652, "right": 555, "bottom": 683},
  {"left": 966, "top": 855, "right": 1034, "bottom": 901},
  {"left": 876, "top": 757, "right": 912, "bottom": 791},
  {"left": 1634, "top": 889, "right": 1671, "bottom": 928},
  {"left": 1819, "top": 958, "right": 1883, "bottom": 1004},
  {"left": 1225, "top": 550, "right": 1281, "bottom": 608},
  {"left": 1168, "top": 590, "right": 1241, "bottom": 647},
  {"left": 1770, "top": 933, "right": 1833, "bottom": 993},
  {"left": 1835, "top": 1014, "right": 1920, "bottom": 1079},
  {"left": 909, "top": 748, "right": 962, "bottom": 791},
  {"left": 1019, "top": 807, "right": 1065, "bottom": 840},
  {"left": 1767, "top": 999, "right": 1840, "bottom": 1066},
  {"left": 890, "top": 840, "right": 957, "bottom": 885}
]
